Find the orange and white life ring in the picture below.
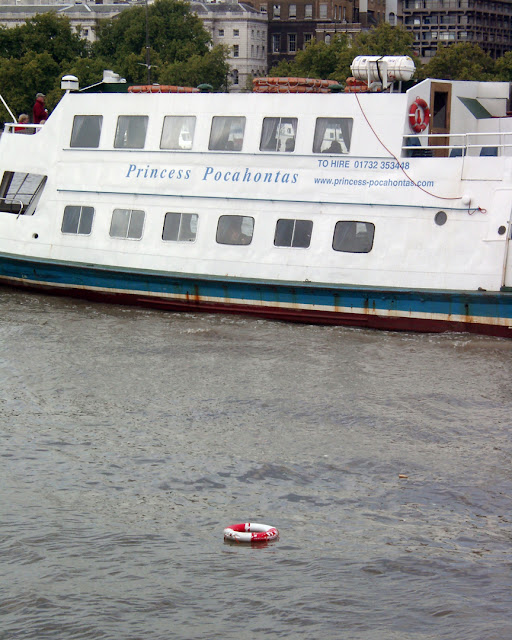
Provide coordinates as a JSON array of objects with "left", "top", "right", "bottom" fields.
[
  {"left": 224, "top": 522, "right": 279, "bottom": 543},
  {"left": 409, "top": 97, "right": 430, "bottom": 133},
  {"left": 128, "top": 85, "right": 199, "bottom": 94}
]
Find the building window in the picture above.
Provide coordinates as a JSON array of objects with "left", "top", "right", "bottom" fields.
[
  {"left": 260, "top": 117, "right": 298, "bottom": 152},
  {"left": 233, "top": 29, "right": 239, "bottom": 36},
  {"left": 273, "top": 3, "right": 281, "bottom": 18},
  {"left": 319, "top": 3, "right": 328, "bottom": 18},
  {"left": 218, "top": 29, "right": 224, "bottom": 36},
  {"left": 233, "top": 44, "right": 239, "bottom": 57},
  {"left": 289, "top": 3, "right": 296, "bottom": 18},
  {"left": 313, "top": 117, "right": 353, "bottom": 153},
  {"left": 274, "top": 219, "right": 313, "bottom": 248},
  {"left": 325, "top": 34, "right": 331, "bottom": 44},
  {"left": 209, "top": 116, "right": 246, "bottom": 151},
  {"left": 162, "top": 212, "right": 198, "bottom": 242},
  {"left": 305, "top": 3, "right": 313, "bottom": 18},
  {"left": 110, "top": 209, "right": 145, "bottom": 240},
  {"left": 233, "top": 69, "right": 239, "bottom": 85},
  {"left": 70, "top": 115, "right": 102, "bottom": 148},
  {"left": 260, "top": 4, "right": 267, "bottom": 13},
  {"left": 333, "top": 221, "right": 375, "bottom": 253},
  {"left": 251, "top": 44, "right": 254, "bottom": 56},
  {"left": 160, "top": 116, "right": 195, "bottom": 150},
  {"left": 272, "top": 34, "right": 280, "bottom": 52},
  {"left": 288, "top": 33, "right": 297, "bottom": 52},
  {"left": 0, "top": 171, "right": 47, "bottom": 216},
  {"left": 304, "top": 33, "right": 313, "bottom": 47},
  {"left": 216, "top": 215, "right": 254, "bottom": 245},
  {"left": 61, "top": 205, "right": 94, "bottom": 235},
  {"left": 114, "top": 115, "right": 148, "bottom": 149}
]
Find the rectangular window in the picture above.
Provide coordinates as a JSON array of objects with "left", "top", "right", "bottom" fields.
[
  {"left": 160, "top": 115, "right": 196, "bottom": 150},
  {"left": 233, "top": 44, "right": 239, "bottom": 57},
  {"left": 272, "top": 34, "right": 280, "bottom": 52},
  {"left": 274, "top": 219, "right": 313, "bottom": 248},
  {"left": 273, "top": 3, "right": 281, "bottom": 18},
  {"left": 289, "top": 3, "right": 296, "bottom": 17},
  {"left": 216, "top": 215, "right": 254, "bottom": 245},
  {"left": 61, "top": 205, "right": 94, "bottom": 235},
  {"left": 319, "top": 3, "right": 328, "bottom": 18},
  {"left": 233, "top": 29, "right": 239, "bottom": 36},
  {"left": 110, "top": 208, "right": 145, "bottom": 239},
  {"left": 114, "top": 116, "right": 148, "bottom": 149},
  {"left": 260, "top": 117, "right": 298, "bottom": 152},
  {"left": 209, "top": 116, "right": 246, "bottom": 151},
  {"left": 162, "top": 212, "right": 198, "bottom": 242},
  {"left": 288, "top": 33, "right": 297, "bottom": 52},
  {"left": 305, "top": 3, "right": 313, "bottom": 18},
  {"left": 333, "top": 221, "right": 375, "bottom": 253},
  {"left": 0, "top": 171, "right": 47, "bottom": 215},
  {"left": 313, "top": 117, "right": 353, "bottom": 153},
  {"left": 304, "top": 33, "right": 313, "bottom": 47},
  {"left": 70, "top": 115, "right": 102, "bottom": 148},
  {"left": 219, "top": 29, "right": 224, "bottom": 36}
]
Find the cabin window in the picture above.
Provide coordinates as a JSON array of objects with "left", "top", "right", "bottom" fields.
[
  {"left": 313, "top": 118, "right": 353, "bottom": 153},
  {"left": 110, "top": 208, "right": 145, "bottom": 239},
  {"left": 162, "top": 212, "right": 198, "bottom": 242},
  {"left": 209, "top": 116, "right": 246, "bottom": 151},
  {"left": 274, "top": 219, "right": 312, "bottom": 248},
  {"left": 160, "top": 116, "right": 196, "bottom": 150},
  {"left": 216, "top": 215, "right": 254, "bottom": 245},
  {"left": 70, "top": 115, "right": 103, "bottom": 148},
  {"left": 0, "top": 171, "right": 47, "bottom": 215},
  {"left": 260, "top": 117, "right": 297, "bottom": 152},
  {"left": 61, "top": 205, "right": 94, "bottom": 235},
  {"left": 114, "top": 116, "right": 148, "bottom": 149},
  {"left": 333, "top": 221, "right": 375, "bottom": 253}
]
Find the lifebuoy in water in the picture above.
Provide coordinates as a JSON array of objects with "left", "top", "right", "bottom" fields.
[
  {"left": 409, "top": 97, "right": 430, "bottom": 133},
  {"left": 224, "top": 522, "right": 279, "bottom": 543}
]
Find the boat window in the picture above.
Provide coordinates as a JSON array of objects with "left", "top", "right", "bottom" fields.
[
  {"left": 162, "top": 212, "right": 198, "bottom": 242},
  {"left": 0, "top": 171, "right": 47, "bottom": 215},
  {"left": 110, "top": 208, "right": 145, "bottom": 239},
  {"left": 274, "top": 219, "right": 312, "bottom": 248},
  {"left": 333, "top": 221, "right": 374, "bottom": 253},
  {"left": 160, "top": 116, "right": 196, "bottom": 150},
  {"left": 313, "top": 118, "right": 353, "bottom": 154},
  {"left": 114, "top": 116, "right": 148, "bottom": 149},
  {"left": 209, "top": 116, "right": 246, "bottom": 151},
  {"left": 216, "top": 215, "right": 254, "bottom": 245},
  {"left": 260, "top": 117, "right": 298, "bottom": 152},
  {"left": 70, "top": 115, "right": 103, "bottom": 148},
  {"left": 61, "top": 205, "right": 94, "bottom": 235}
]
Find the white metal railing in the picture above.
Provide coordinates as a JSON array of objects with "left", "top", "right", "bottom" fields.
[
  {"left": 3, "top": 123, "right": 43, "bottom": 135},
  {"left": 0, "top": 197, "right": 24, "bottom": 215},
  {"left": 402, "top": 131, "right": 512, "bottom": 157}
]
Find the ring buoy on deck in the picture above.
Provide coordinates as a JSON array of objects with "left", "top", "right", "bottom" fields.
[
  {"left": 128, "top": 85, "right": 199, "bottom": 94},
  {"left": 409, "top": 97, "right": 430, "bottom": 133},
  {"left": 224, "top": 522, "right": 279, "bottom": 542}
]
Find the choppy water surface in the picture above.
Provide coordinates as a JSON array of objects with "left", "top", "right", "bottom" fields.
[{"left": 1, "top": 288, "right": 511, "bottom": 640}]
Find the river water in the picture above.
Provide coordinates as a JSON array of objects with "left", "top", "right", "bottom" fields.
[{"left": 1, "top": 287, "right": 511, "bottom": 640}]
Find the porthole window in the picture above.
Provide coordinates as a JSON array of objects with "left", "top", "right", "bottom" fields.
[
  {"left": 498, "top": 225, "right": 506, "bottom": 235},
  {"left": 435, "top": 211, "right": 447, "bottom": 226}
]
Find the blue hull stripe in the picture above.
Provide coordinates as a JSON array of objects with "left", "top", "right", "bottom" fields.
[{"left": 1, "top": 253, "right": 511, "bottom": 329}]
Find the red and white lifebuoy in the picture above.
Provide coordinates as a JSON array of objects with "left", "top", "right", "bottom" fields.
[
  {"left": 224, "top": 522, "right": 279, "bottom": 543},
  {"left": 409, "top": 97, "right": 430, "bottom": 133}
]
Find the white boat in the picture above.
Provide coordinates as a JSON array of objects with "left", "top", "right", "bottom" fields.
[{"left": 1, "top": 57, "right": 512, "bottom": 337}]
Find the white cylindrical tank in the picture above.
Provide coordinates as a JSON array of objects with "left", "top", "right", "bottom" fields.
[{"left": 351, "top": 56, "right": 415, "bottom": 83}]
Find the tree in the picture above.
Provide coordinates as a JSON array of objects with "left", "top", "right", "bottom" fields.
[
  {"left": 419, "top": 43, "right": 495, "bottom": 81},
  {"left": 93, "top": 0, "right": 216, "bottom": 83},
  {"left": 159, "top": 46, "right": 231, "bottom": 91}
]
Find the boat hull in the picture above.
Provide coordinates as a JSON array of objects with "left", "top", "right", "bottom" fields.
[{"left": 1, "top": 253, "right": 511, "bottom": 338}]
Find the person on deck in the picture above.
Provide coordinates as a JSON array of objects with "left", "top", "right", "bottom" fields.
[
  {"left": 14, "top": 114, "right": 30, "bottom": 133},
  {"left": 32, "top": 93, "right": 48, "bottom": 124}
]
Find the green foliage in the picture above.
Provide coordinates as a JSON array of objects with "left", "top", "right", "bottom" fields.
[
  {"left": 495, "top": 51, "right": 512, "bottom": 81},
  {"left": 93, "top": 0, "right": 214, "bottom": 82},
  {"left": 419, "top": 43, "right": 495, "bottom": 81},
  {"left": 16, "top": 13, "right": 88, "bottom": 63},
  {"left": 158, "top": 46, "right": 231, "bottom": 91}
]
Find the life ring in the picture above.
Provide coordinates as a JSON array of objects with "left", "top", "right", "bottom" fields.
[
  {"left": 409, "top": 97, "right": 430, "bottom": 133},
  {"left": 224, "top": 522, "right": 279, "bottom": 543}
]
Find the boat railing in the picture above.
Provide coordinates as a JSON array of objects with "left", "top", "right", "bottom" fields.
[
  {"left": 0, "top": 197, "right": 24, "bottom": 215},
  {"left": 402, "top": 131, "right": 512, "bottom": 157},
  {"left": 3, "top": 123, "right": 43, "bottom": 135}
]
